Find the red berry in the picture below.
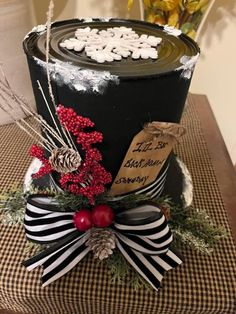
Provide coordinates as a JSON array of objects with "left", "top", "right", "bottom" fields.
[
  {"left": 73, "top": 210, "right": 93, "bottom": 232},
  {"left": 91, "top": 204, "right": 114, "bottom": 228}
]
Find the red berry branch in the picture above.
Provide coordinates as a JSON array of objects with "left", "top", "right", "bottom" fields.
[
  {"left": 30, "top": 144, "right": 53, "bottom": 178},
  {"left": 30, "top": 105, "right": 112, "bottom": 204}
]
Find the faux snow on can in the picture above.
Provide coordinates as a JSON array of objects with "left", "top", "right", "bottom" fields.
[{"left": 23, "top": 19, "right": 199, "bottom": 186}]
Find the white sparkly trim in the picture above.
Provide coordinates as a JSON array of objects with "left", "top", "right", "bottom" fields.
[
  {"left": 24, "top": 24, "right": 47, "bottom": 40},
  {"left": 79, "top": 17, "right": 112, "bottom": 23},
  {"left": 176, "top": 53, "right": 200, "bottom": 79},
  {"left": 176, "top": 157, "right": 193, "bottom": 207},
  {"left": 163, "top": 25, "right": 182, "bottom": 37},
  {"left": 79, "top": 17, "right": 93, "bottom": 23},
  {"left": 32, "top": 24, "right": 47, "bottom": 33},
  {"left": 23, "top": 158, "right": 42, "bottom": 192},
  {"left": 34, "top": 57, "right": 119, "bottom": 93}
]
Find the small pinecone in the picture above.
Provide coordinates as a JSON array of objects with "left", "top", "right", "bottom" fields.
[
  {"left": 49, "top": 147, "right": 82, "bottom": 173},
  {"left": 159, "top": 205, "right": 171, "bottom": 220},
  {"left": 86, "top": 228, "right": 116, "bottom": 260}
]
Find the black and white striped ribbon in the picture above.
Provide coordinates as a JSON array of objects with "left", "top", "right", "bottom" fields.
[
  {"left": 135, "top": 162, "right": 169, "bottom": 199},
  {"left": 23, "top": 196, "right": 181, "bottom": 289}
]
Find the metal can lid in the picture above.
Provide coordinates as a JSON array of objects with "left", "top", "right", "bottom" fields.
[{"left": 23, "top": 18, "right": 200, "bottom": 78}]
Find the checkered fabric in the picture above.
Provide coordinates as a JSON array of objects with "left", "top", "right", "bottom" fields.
[{"left": 0, "top": 100, "right": 235, "bottom": 314}]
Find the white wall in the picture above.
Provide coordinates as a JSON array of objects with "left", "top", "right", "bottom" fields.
[
  {"left": 32, "top": 0, "right": 140, "bottom": 23},
  {"left": 32, "top": 0, "right": 236, "bottom": 165},
  {"left": 191, "top": 0, "right": 236, "bottom": 165},
  {"left": 0, "top": 0, "right": 35, "bottom": 124}
]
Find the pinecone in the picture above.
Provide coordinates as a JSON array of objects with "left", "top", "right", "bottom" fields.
[
  {"left": 86, "top": 228, "right": 116, "bottom": 260},
  {"left": 49, "top": 147, "right": 82, "bottom": 173},
  {"left": 159, "top": 204, "right": 171, "bottom": 220}
]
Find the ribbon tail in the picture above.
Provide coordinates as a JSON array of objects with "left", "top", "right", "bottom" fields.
[
  {"left": 116, "top": 238, "right": 182, "bottom": 291},
  {"left": 41, "top": 241, "right": 90, "bottom": 287},
  {"left": 23, "top": 231, "right": 90, "bottom": 287},
  {"left": 23, "top": 231, "right": 81, "bottom": 269}
]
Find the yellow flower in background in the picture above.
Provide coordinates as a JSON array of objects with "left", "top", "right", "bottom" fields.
[
  {"left": 127, "top": 0, "right": 211, "bottom": 39},
  {"left": 168, "top": 8, "right": 180, "bottom": 27},
  {"left": 184, "top": 0, "right": 209, "bottom": 14},
  {"left": 147, "top": 12, "right": 166, "bottom": 24},
  {"left": 127, "top": 0, "right": 134, "bottom": 10},
  {"left": 152, "top": 0, "right": 180, "bottom": 12},
  {"left": 143, "top": 0, "right": 152, "bottom": 7},
  {"left": 186, "top": 29, "right": 196, "bottom": 39}
]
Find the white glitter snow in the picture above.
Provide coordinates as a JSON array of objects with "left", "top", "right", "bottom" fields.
[
  {"left": 24, "top": 24, "right": 47, "bottom": 40},
  {"left": 34, "top": 57, "right": 119, "bottom": 93},
  {"left": 79, "top": 17, "right": 112, "bottom": 23},
  {"left": 163, "top": 25, "right": 182, "bottom": 37},
  {"left": 176, "top": 53, "right": 200, "bottom": 79},
  {"left": 176, "top": 157, "right": 193, "bottom": 207}
]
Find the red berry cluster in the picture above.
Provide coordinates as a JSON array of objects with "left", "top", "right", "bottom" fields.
[
  {"left": 57, "top": 105, "right": 112, "bottom": 204},
  {"left": 29, "top": 144, "right": 53, "bottom": 178},
  {"left": 73, "top": 204, "right": 114, "bottom": 232},
  {"left": 56, "top": 105, "right": 94, "bottom": 135},
  {"left": 30, "top": 105, "right": 112, "bottom": 204}
]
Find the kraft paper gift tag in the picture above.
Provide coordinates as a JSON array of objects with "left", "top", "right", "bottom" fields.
[{"left": 109, "top": 122, "right": 185, "bottom": 196}]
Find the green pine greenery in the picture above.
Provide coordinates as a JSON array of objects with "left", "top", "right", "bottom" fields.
[
  {"left": 0, "top": 185, "right": 56, "bottom": 225},
  {"left": 167, "top": 201, "right": 228, "bottom": 254},
  {"left": 105, "top": 250, "right": 151, "bottom": 291},
  {"left": 0, "top": 185, "right": 27, "bottom": 225}
]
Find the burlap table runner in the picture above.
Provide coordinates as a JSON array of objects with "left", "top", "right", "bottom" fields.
[{"left": 0, "top": 98, "right": 235, "bottom": 314}]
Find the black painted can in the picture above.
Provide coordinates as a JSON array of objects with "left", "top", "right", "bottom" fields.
[{"left": 23, "top": 19, "right": 199, "bottom": 180}]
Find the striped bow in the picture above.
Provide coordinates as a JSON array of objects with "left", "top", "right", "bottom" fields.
[{"left": 23, "top": 195, "right": 181, "bottom": 290}]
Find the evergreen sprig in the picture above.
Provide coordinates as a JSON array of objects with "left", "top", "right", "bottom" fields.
[
  {"left": 169, "top": 203, "right": 228, "bottom": 253},
  {"left": 105, "top": 250, "right": 151, "bottom": 290},
  {"left": 24, "top": 241, "right": 47, "bottom": 255},
  {"left": 0, "top": 185, "right": 27, "bottom": 225},
  {"left": 0, "top": 185, "right": 56, "bottom": 225},
  {"left": 55, "top": 191, "right": 155, "bottom": 210},
  {"left": 55, "top": 192, "right": 90, "bottom": 210},
  {"left": 106, "top": 250, "right": 129, "bottom": 285}
]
